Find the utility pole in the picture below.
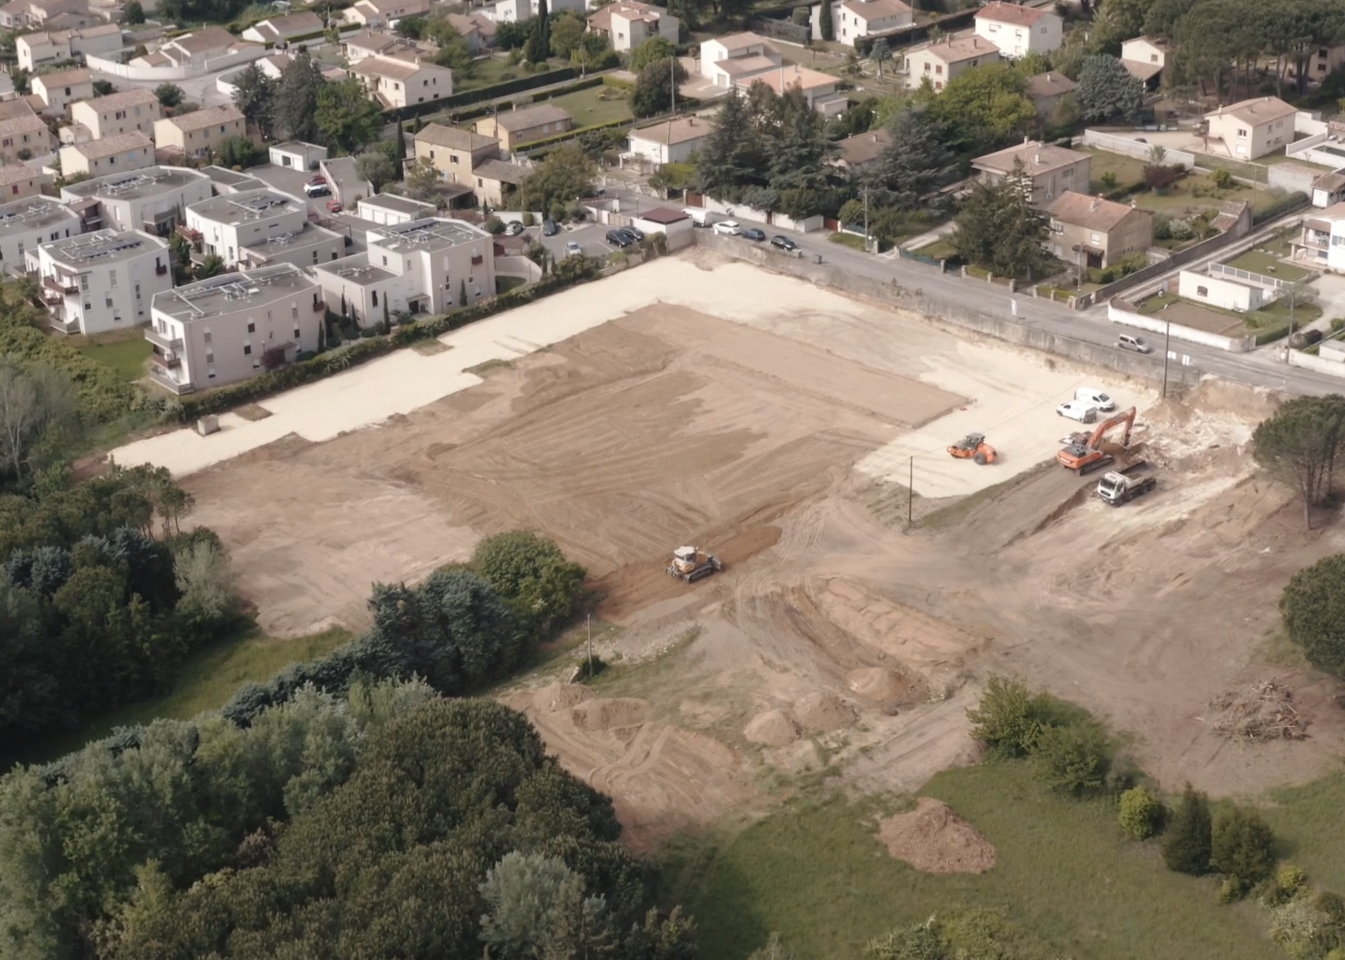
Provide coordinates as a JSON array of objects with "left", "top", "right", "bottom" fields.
[
  {"left": 670, "top": 55, "right": 676, "bottom": 114},
  {"left": 1287, "top": 290, "right": 1296, "bottom": 362},
  {"left": 863, "top": 185, "right": 870, "bottom": 253},
  {"left": 907, "top": 455, "right": 913, "bottom": 524},
  {"left": 587, "top": 614, "right": 593, "bottom": 675},
  {"left": 1162, "top": 318, "right": 1171, "bottom": 399}
]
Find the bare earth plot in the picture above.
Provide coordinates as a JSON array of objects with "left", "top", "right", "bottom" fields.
[{"left": 177, "top": 256, "right": 1344, "bottom": 851}]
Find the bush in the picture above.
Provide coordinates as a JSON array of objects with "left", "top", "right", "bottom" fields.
[
  {"left": 1153, "top": 215, "right": 1172, "bottom": 240},
  {"left": 471, "top": 530, "right": 587, "bottom": 635},
  {"left": 1210, "top": 168, "right": 1234, "bottom": 189},
  {"left": 1100, "top": 171, "right": 1119, "bottom": 189},
  {"left": 1144, "top": 163, "right": 1178, "bottom": 192},
  {"left": 1210, "top": 807, "right": 1277, "bottom": 893},
  {"left": 965, "top": 675, "right": 1050, "bottom": 758},
  {"left": 1162, "top": 786, "right": 1212, "bottom": 875},
  {"left": 1280, "top": 554, "right": 1345, "bottom": 676},
  {"left": 1032, "top": 722, "right": 1109, "bottom": 795},
  {"left": 1119, "top": 786, "right": 1164, "bottom": 839},
  {"left": 485, "top": 216, "right": 505, "bottom": 234}
]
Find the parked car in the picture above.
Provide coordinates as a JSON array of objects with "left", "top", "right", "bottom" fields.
[
  {"left": 605, "top": 229, "right": 632, "bottom": 248},
  {"left": 542, "top": 218, "right": 558, "bottom": 236},
  {"left": 1116, "top": 333, "right": 1152, "bottom": 354},
  {"left": 307, "top": 174, "right": 326, "bottom": 185},
  {"left": 565, "top": 240, "right": 583, "bottom": 257},
  {"left": 623, "top": 225, "right": 645, "bottom": 241},
  {"left": 326, "top": 199, "right": 343, "bottom": 213},
  {"left": 712, "top": 220, "right": 741, "bottom": 236},
  {"left": 770, "top": 235, "right": 798, "bottom": 251},
  {"left": 505, "top": 221, "right": 525, "bottom": 236},
  {"left": 742, "top": 228, "right": 766, "bottom": 241},
  {"left": 303, "top": 182, "right": 330, "bottom": 197},
  {"left": 1056, "top": 400, "right": 1099, "bottom": 423},
  {"left": 617, "top": 227, "right": 639, "bottom": 245},
  {"left": 1074, "top": 387, "right": 1115, "bottom": 412}
]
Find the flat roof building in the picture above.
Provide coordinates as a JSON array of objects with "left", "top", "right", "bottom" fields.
[
  {"left": 62, "top": 165, "right": 214, "bottom": 236},
  {"left": 185, "top": 188, "right": 314, "bottom": 268},
  {"left": 0, "top": 194, "right": 78, "bottom": 276},
  {"left": 29, "top": 228, "right": 171, "bottom": 335}
]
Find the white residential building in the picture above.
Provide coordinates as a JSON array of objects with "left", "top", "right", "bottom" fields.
[
  {"left": 973, "top": 1, "right": 1062, "bottom": 58},
  {"left": 0, "top": 162, "right": 46, "bottom": 200},
  {"left": 58, "top": 130, "right": 154, "bottom": 177},
  {"left": 342, "top": 0, "right": 431, "bottom": 27},
  {"left": 1120, "top": 36, "right": 1167, "bottom": 88},
  {"left": 31, "top": 66, "right": 93, "bottom": 116},
  {"left": 1294, "top": 202, "right": 1345, "bottom": 273},
  {"left": 735, "top": 63, "right": 847, "bottom": 117},
  {"left": 356, "top": 193, "right": 437, "bottom": 225},
  {"left": 146, "top": 264, "right": 325, "bottom": 394},
  {"left": 29, "top": 228, "right": 171, "bottom": 334},
  {"left": 314, "top": 217, "right": 494, "bottom": 328},
  {"left": 0, "top": 108, "right": 55, "bottom": 161},
  {"left": 586, "top": 1, "right": 679, "bottom": 53},
  {"left": 62, "top": 165, "right": 214, "bottom": 237},
  {"left": 903, "top": 35, "right": 1001, "bottom": 91},
  {"left": 0, "top": 195, "right": 79, "bottom": 276},
  {"left": 349, "top": 51, "right": 453, "bottom": 108},
  {"left": 240, "top": 11, "right": 323, "bottom": 44},
  {"left": 627, "top": 114, "right": 709, "bottom": 165},
  {"left": 812, "top": 0, "right": 911, "bottom": 47},
  {"left": 185, "top": 188, "right": 345, "bottom": 271},
  {"left": 16, "top": 23, "right": 121, "bottom": 71},
  {"left": 699, "top": 32, "right": 779, "bottom": 85},
  {"left": 66, "top": 87, "right": 161, "bottom": 141}
]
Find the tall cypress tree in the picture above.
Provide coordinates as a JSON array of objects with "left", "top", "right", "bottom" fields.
[
  {"left": 1162, "top": 785, "right": 1212, "bottom": 875},
  {"left": 819, "top": 0, "right": 833, "bottom": 41}
]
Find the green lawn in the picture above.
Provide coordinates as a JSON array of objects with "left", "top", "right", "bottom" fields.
[
  {"left": 456, "top": 55, "right": 563, "bottom": 92},
  {"left": 674, "top": 761, "right": 1280, "bottom": 960},
  {"left": 1084, "top": 148, "right": 1147, "bottom": 194},
  {"left": 911, "top": 237, "right": 958, "bottom": 261},
  {"left": 829, "top": 231, "right": 867, "bottom": 251},
  {"left": 77, "top": 335, "right": 152, "bottom": 381},
  {"left": 5, "top": 625, "right": 351, "bottom": 770},
  {"left": 1262, "top": 772, "right": 1345, "bottom": 893},
  {"left": 1223, "top": 249, "right": 1309, "bottom": 281},
  {"left": 543, "top": 85, "right": 633, "bottom": 127}
]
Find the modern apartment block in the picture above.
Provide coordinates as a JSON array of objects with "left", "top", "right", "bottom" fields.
[
  {"left": 61, "top": 165, "right": 214, "bottom": 237},
  {"left": 146, "top": 264, "right": 324, "bottom": 394},
  {"left": 184, "top": 188, "right": 346, "bottom": 271},
  {"left": 313, "top": 217, "right": 493, "bottom": 327},
  {"left": 28, "top": 228, "right": 172, "bottom": 334},
  {"left": 0, "top": 195, "right": 79, "bottom": 276}
]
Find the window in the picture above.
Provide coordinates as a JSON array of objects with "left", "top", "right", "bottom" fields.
[
  {"left": 109, "top": 270, "right": 116, "bottom": 287},
  {"left": 247, "top": 321, "right": 255, "bottom": 333},
  {"left": 294, "top": 326, "right": 301, "bottom": 340},
  {"left": 935, "top": 64, "right": 943, "bottom": 74},
  {"left": 243, "top": 344, "right": 252, "bottom": 355},
  {"left": 49, "top": 231, "right": 57, "bottom": 241},
  {"left": 1197, "top": 285, "right": 1208, "bottom": 296},
  {"left": 203, "top": 330, "right": 212, "bottom": 343},
  {"left": 451, "top": 155, "right": 459, "bottom": 163},
  {"left": 106, "top": 296, "right": 113, "bottom": 307},
  {"left": 134, "top": 283, "right": 140, "bottom": 299},
  {"left": 382, "top": 255, "right": 388, "bottom": 266},
  {"left": 372, "top": 290, "right": 379, "bottom": 306},
  {"left": 1051, "top": 221, "right": 1063, "bottom": 233},
  {"left": 80, "top": 274, "right": 89, "bottom": 291},
  {"left": 1090, "top": 233, "right": 1100, "bottom": 244},
  {"left": 1236, "top": 127, "right": 1248, "bottom": 138},
  {"left": 1150, "top": 53, "right": 1158, "bottom": 63}
]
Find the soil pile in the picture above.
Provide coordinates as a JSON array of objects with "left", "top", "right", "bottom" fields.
[
  {"left": 1207, "top": 681, "right": 1307, "bottom": 742},
  {"left": 878, "top": 797, "right": 997, "bottom": 874},
  {"left": 571, "top": 698, "right": 651, "bottom": 731},
  {"left": 794, "top": 693, "right": 856, "bottom": 732},
  {"left": 744, "top": 709, "right": 800, "bottom": 747},
  {"left": 534, "top": 682, "right": 593, "bottom": 713},
  {"left": 847, "top": 667, "right": 910, "bottom": 701}
]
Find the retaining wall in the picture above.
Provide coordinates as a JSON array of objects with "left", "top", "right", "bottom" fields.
[
  {"left": 87, "top": 45, "right": 267, "bottom": 81},
  {"left": 1107, "top": 297, "right": 1254, "bottom": 352},
  {"left": 691, "top": 231, "right": 1202, "bottom": 388},
  {"left": 1080, "top": 129, "right": 1197, "bottom": 169},
  {"left": 1268, "top": 162, "right": 1320, "bottom": 195},
  {"left": 1288, "top": 349, "right": 1345, "bottom": 377},
  {"left": 1080, "top": 221, "right": 1252, "bottom": 307}
]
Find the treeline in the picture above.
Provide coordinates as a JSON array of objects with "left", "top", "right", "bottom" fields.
[
  {"left": 0, "top": 686, "right": 696, "bottom": 960},
  {"left": 0, "top": 464, "right": 237, "bottom": 753}
]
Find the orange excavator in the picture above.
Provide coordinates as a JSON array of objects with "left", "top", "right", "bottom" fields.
[{"left": 1057, "top": 407, "right": 1138, "bottom": 475}]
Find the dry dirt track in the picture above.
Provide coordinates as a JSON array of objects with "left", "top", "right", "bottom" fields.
[{"left": 182, "top": 258, "right": 1345, "bottom": 845}]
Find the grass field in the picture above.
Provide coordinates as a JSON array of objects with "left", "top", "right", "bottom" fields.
[
  {"left": 77, "top": 334, "right": 151, "bottom": 381},
  {"left": 6, "top": 625, "right": 351, "bottom": 770},
  {"left": 544, "top": 85, "right": 633, "bottom": 127},
  {"left": 1085, "top": 149, "right": 1148, "bottom": 193},
  {"left": 1263, "top": 772, "right": 1345, "bottom": 893},
  {"left": 672, "top": 761, "right": 1279, "bottom": 960},
  {"left": 1223, "top": 250, "right": 1309, "bottom": 281}
]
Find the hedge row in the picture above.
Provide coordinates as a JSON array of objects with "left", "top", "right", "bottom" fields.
[
  {"left": 389, "top": 67, "right": 582, "bottom": 120},
  {"left": 175, "top": 265, "right": 602, "bottom": 422}
]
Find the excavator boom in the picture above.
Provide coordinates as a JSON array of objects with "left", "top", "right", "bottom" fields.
[
  {"left": 1088, "top": 407, "right": 1137, "bottom": 450},
  {"left": 1057, "top": 406, "right": 1138, "bottom": 474}
]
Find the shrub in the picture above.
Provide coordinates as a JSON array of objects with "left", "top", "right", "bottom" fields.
[
  {"left": 522, "top": 211, "right": 535, "bottom": 226},
  {"left": 965, "top": 675, "right": 1050, "bottom": 758},
  {"left": 1032, "top": 722, "right": 1109, "bottom": 795},
  {"left": 1162, "top": 785, "right": 1212, "bottom": 875},
  {"left": 471, "top": 530, "right": 587, "bottom": 635},
  {"left": 1281, "top": 554, "right": 1345, "bottom": 676},
  {"left": 1144, "top": 163, "right": 1178, "bottom": 191},
  {"left": 1119, "top": 786, "right": 1164, "bottom": 839},
  {"left": 1169, "top": 220, "right": 1194, "bottom": 241},
  {"left": 485, "top": 216, "right": 505, "bottom": 234},
  {"left": 1210, "top": 168, "right": 1235, "bottom": 189},
  {"left": 1210, "top": 807, "right": 1276, "bottom": 893},
  {"left": 1100, "top": 171, "right": 1118, "bottom": 189},
  {"left": 1153, "top": 216, "right": 1172, "bottom": 240}
]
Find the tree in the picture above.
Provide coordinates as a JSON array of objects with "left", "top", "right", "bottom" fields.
[
  {"left": 0, "top": 361, "right": 74, "bottom": 484},
  {"left": 1119, "top": 786, "right": 1164, "bottom": 840},
  {"left": 10, "top": 67, "right": 29, "bottom": 96},
  {"left": 404, "top": 156, "right": 441, "bottom": 200},
  {"left": 520, "top": 144, "right": 597, "bottom": 213},
  {"left": 395, "top": 118, "right": 407, "bottom": 163},
  {"left": 173, "top": 539, "right": 234, "bottom": 621},
  {"left": 1142, "top": 0, "right": 1195, "bottom": 39},
  {"left": 1088, "top": 0, "right": 1157, "bottom": 54},
  {"left": 459, "top": 278, "right": 467, "bottom": 307},
  {"left": 1280, "top": 553, "right": 1345, "bottom": 675},
  {"left": 355, "top": 151, "right": 398, "bottom": 193},
  {"left": 153, "top": 83, "right": 184, "bottom": 107},
  {"left": 551, "top": 11, "right": 587, "bottom": 58},
  {"left": 525, "top": 0, "right": 551, "bottom": 63},
  {"left": 123, "top": 0, "right": 144, "bottom": 22},
  {"left": 869, "top": 37, "right": 891, "bottom": 79},
  {"left": 630, "top": 35, "right": 676, "bottom": 73},
  {"left": 1162, "top": 785, "right": 1213, "bottom": 875},
  {"left": 275, "top": 50, "right": 325, "bottom": 143},
  {"left": 864, "top": 104, "right": 954, "bottom": 211},
  {"left": 196, "top": 254, "right": 225, "bottom": 280},
  {"left": 1032, "top": 722, "right": 1109, "bottom": 795},
  {"left": 631, "top": 56, "right": 688, "bottom": 118},
  {"left": 1252, "top": 395, "right": 1345, "bottom": 529},
  {"left": 479, "top": 852, "right": 581, "bottom": 958},
  {"left": 230, "top": 63, "right": 276, "bottom": 140},
  {"left": 1076, "top": 54, "right": 1143, "bottom": 123},
  {"left": 965, "top": 674, "right": 1049, "bottom": 758},
  {"left": 952, "top": 160, "right": 1054, "bottom": 280},
  {"left": 472, "top": 530, "right": 586, "bottom": 634},
  {"left": 316, "top": 78, "right": 384, "bottom": 154},
  {"left": 819, "top": 0, "right": 833, "bottom": 40},
  {"left": 1211, "top": 807, "right": 1277, "bottom": 892},
  {"left": 212, "top": 135, "right": 258, "bottom": 169},
  {"left": 930, "top": 63, "right": 1036, "bottom": 153}
]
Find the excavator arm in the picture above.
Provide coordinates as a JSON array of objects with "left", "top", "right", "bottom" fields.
[{"left": 1087, "top": 407, "right": 1136, "bottom": 450}]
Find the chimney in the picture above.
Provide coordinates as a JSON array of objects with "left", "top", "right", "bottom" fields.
[
  {"left": 1034, "top": 153, "right": 1040, "bottom": 163},
  {"left": 1090, "top": 196, "right": 1099, "bottom": 210},
  {"left": 1046, "top": 72, "right": 1052, "bottom": 81}
]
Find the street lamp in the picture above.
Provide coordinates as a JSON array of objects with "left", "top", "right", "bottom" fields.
[{"left": 1161, "top": 317, "right": 1171, "bottom": 399}]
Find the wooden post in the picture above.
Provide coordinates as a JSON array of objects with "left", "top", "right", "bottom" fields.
[{"left": 908, "top": 456, "right": 914, "bottom": 524}]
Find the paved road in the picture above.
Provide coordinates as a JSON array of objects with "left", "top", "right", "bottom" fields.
[{"left": 588, "top": 178, "right": 1345, "bottom": 398}]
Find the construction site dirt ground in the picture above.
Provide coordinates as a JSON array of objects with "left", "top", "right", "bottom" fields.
[{"left": 181, "top": 257, "right": 1345, "bottom": 850}]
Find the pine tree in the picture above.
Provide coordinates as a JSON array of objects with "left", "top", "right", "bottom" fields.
[
  {"left": 951, "top": 159, "right": 1052, "bottom": 280},
  {"left": 865, "top": 104, "right": 954, "bottom": 211},
  {"left": 695, "top": 92, "right": 750, "bottom": 196},
  {"left": 275, "top": 51, "right": 324, "bottom": 143},
  {"left": 819, "top": 0, "right": 833, "bottom": 41},
  {"left": 767, "top": 88, "right": 833, "bottom": 192},
  {"left": 1162, "top": 785, "right": 1212, "bottom": 875}
]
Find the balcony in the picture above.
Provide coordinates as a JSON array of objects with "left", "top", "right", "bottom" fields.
[
  {"left": 156, "top": 263, "right": 169, "bottom": 276},
  {"left": 47, "top": 314, "right": 79, "bottom": 335},
  {"left": 144, "top": 328, "right": 183, "bottom": 351},
  {"left": 42, "top": 274, "right": 77, "bottom": 295},
  {"left": 312, "top": 299, "right": 325, "bottom": 313},
  {"left": 148, "top": 365, "right": 195, "bottom": 395},
  {"left": 150, "top": 352, "right": 181, "bottom": 370}
]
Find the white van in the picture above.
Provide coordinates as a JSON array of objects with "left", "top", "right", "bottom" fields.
[
  {"left": 1117, "top": 333, "right": 1152, "bottom": 354},
  {"left": 683, "top": 207, "right": 713, "bottom": 227},
  {"left": 1075, "top": 387, "right": 1116, "bottom": 412}
]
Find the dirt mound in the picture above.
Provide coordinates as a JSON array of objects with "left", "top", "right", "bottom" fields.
[
  {"left": 1207, "top": 680, "right": 1307, "bottom": 742},
  {"left": 878, "top": 797, "right": 996, "bottom": 874},
  {"left": 534, "top": 682, "right": 593, "bottom": 713},
  {"left": 848, "top": 667, "right": 911, "bottom": 701},
  {"left": 744, "top": 709, "right": 800, "bottom": 747},
  {"left": 794, "top": 692, "right": 857, "bottom": 732},
  {"left": 570, "top": 697, "right": 651, "bottom": 731}
]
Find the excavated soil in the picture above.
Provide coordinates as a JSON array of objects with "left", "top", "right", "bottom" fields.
[
  {"left": 878, "top": 797, "right": 998, "bottom": 874},
  {"left": 180, "top": 262, "right": 1345, "bottom": 850}
]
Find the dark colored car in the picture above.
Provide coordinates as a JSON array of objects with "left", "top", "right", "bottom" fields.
[
  {"left": 542, "top": 218, "right": 558, "bottom": 236},
  {"left": 605, "top": 229, "right": 632, "bottom": 248},
  {"left": 505, "top": 221, "right": 525, "bottom": 236},
  {"left": 770, "top": 235, "right": 798, "bottom": 251},
  {"left": 623, "top": 224, "right": 645, "bottom": 241},
  {"left": 742, "top": 228, "right": 766, "bottom": 242}
]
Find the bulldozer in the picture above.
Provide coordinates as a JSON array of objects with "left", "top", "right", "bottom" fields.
[
  {"left": 1057, "top": 406, "right": 1138, "bottom": 475},
  {"left": 667, "top": 546, "right": 723, "bottom": 583},
  {"left": 947, "top": 432, "right": 996, "bottom": 465}
]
